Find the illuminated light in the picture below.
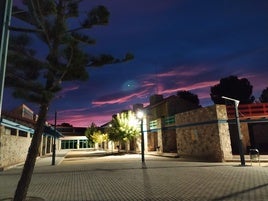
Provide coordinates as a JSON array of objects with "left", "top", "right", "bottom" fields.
[{"left": 136, "top": 110, "right": 144, "bottom": 119}]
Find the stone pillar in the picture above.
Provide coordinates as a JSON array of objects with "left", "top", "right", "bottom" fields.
[
  {"left": 216, "top": 105, "right": 233, "bottom": 161},
  {"left": 175, "top": 105, "right": 233, "bottom": 162},
  {"left": 157, "top": 117, "right": 164, "bottom": 153},
  {"left": 77, "top": 139, "right": 79, "bottom": 149},
  {"left": 44, "top": 136, "right": 47, "bottom": 154},
  {"left": 57, "top": 138, "right": 61, "bottom": 150}
]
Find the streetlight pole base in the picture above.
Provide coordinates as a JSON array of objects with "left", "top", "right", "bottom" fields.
[{"left": 142, "top": 161, "right": 147, "bottom": 169}]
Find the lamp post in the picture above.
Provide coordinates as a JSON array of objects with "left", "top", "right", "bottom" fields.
[
  {"left": 137, "top": 110, "right": 145, "bottom": 167},
  {"left": 0, "top": 0, "right": 13, "bottom": 118},
  {"left": 52, "top": 111, "right": 57, "bottom": 165},
  {"left": 222, "top": 96, "right": 245, "bottom": 166}
]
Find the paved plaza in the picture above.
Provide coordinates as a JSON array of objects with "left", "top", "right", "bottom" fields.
[{"left": 0, "top": 150, "right": 268, "bottom": 201}]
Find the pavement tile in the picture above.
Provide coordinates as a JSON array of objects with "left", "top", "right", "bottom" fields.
[{"left": 1, "top": 150, "right": 268, "bottom": 201}]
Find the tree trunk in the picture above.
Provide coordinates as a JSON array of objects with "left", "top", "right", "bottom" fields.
[{"left": 13, "top": 104, "right": 49, "bottom": 201}]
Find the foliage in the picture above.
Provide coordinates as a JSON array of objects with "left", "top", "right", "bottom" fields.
[
  {"left": 7, "top": 2, "right": 133, "bottom": 103},
  {"left": 85, "top": 122, "right": 98, "bottom": 145},
  {"left": 7, "top": 1, "right": 133, "bottom": 200},
  {"left": 177, "top": 90, "right": 200, "bottom": 106},
  {"left": 107, "top": 110, "right": 140, "bottom": 142},
  {"left": 91, "top": 130, "right": 108, "bottom": 144},
  {"left": 259, "top": 87, "right": 268, "bottom": 103},
  {"left": 85, "top": 122, "right": 108, "bottom": 146},
  {"left": 210, "top": 75, "right": 255, "bottom": 104}
]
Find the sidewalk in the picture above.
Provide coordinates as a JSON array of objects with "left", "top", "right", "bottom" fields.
[
  {"left": 35, "top": 150, "right": 268, "bottom": 167},
  {"left": 35, "top": 149, "right": 69, "bottom": 167},
  {"left": 1, "top": 150, "right": 268, "bottom": 201},
  {"left": 149, "top": 151, "right": 268, "bottom": 164}
]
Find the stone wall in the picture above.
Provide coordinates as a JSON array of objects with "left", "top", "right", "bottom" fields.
[
  {"left": 175, "top": 105, "right": 232, "bottom": 162},
  {"left": 0, "top": 125, "right": 61, "bottom": 170},
  {"left": 0, "top": 126, "right": 31, "bottom": 170}
]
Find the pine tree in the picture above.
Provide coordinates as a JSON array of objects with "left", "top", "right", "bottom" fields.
[
  {"left": 210, "top": 75, "right": 255, "bottom": 104},
  {"left": 177, "top": 90, "right": 200, "bottom": 106},
  {"left": 7, "top": 1, "right": 133, "bottom": 200},
  {"left": 260, "top": 87, "right": 268, "bottom": 103}
]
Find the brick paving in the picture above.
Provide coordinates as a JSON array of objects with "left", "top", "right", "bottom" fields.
[{"left": 0, "top": 150, "right": 268, "bottom": 201}]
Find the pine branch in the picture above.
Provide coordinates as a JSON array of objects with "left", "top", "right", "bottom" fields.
[
  {"left": 88, "top": 53, "right": 134, "bottom": 67},
  {"left": 9, "top": 26, "right": 43, "bottom": 33}
]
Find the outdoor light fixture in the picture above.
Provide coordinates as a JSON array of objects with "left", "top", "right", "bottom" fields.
[
  {"left": 222, "top": 96, "right": 245, "bottom": 166},
  {"left": 136, "top": 110, "right": 146, "bottom": 168}
]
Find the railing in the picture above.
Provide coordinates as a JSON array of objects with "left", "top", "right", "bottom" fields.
[{"left": 226, "top": 103, "right": 268, "bottom": 119}]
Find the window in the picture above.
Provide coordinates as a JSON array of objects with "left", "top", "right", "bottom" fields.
[
  {"left": 6, "top": 128, "right": 17, "bottom": 136},
  {"left": 5, "top": 128, "right": 11, "bottom": 135},
  {"left": 19, "top": 130, "right": 28, "bottom": 137},
  {"left": 164, "top": 115, "right": 175, "bottom": 125},
  {"left": 11, "top": 128, "right": 17, "bottom": 136},
  {"left": 149, "top": 120, "right": 157, "bottom": 130}
]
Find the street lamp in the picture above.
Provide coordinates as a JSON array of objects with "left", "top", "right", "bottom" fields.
[
  {"left": 137, "top": 110, "right": 146, "bottom": 168},
  {"left": 0, "top": 0, "right": 13, "bottom": 118},
  {"left": 222, "top": 96, "right": 245, "bottom": 166},
  {"left": 52, "top": 111, "right": 57, "bottom": 165}
]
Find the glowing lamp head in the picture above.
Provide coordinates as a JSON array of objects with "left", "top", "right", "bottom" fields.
[{"left": 136, "top": 110, "right": 144, "bottom": 119}]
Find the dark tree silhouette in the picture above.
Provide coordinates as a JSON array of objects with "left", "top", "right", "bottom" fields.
[
  {"left": 177, "top": 90, "right": 200, "bottom": 106},
  {"left": 59, "top": 123, "right": 73, "bottom": 127},
  {"left": 6, "top": 1, "right": 133, "bottom": 200},
  {"left": 210, "top": 75, "right": 255, "bottom": 104},
  {"left": 260, "top": 87, "right": 268, "bottom": 103}
]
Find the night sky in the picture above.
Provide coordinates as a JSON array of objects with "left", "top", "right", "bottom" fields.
[{"left": 3, "top": 0, "right": 268, "bottom": 127}]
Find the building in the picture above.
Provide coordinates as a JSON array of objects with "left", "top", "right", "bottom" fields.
[
  {"left": 56, "top": 124, "right": 88, "bottom": 149},
  {"left": 145, "top": 94, "right": 201, "bottom": 153},
  {"left": 100, "top": 94, "right": 201, "bottom": 155},
  {"left": 0, "top": 104, "right": 62, "bottom": 170},
  {"left": 2, "top": 98, "right": 268, "bottom": 168},
  {"left": 143, "top": 95, "right": 268, "bottom": 161},
  {"left": 226, "top": 103, "right": 268, "bottom": 154}
]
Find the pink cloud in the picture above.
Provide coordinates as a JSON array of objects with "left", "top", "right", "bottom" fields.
[
  {"left": 56, "top": 85, "right": 80, "bottom": 98},
  {"left": 57, "top": 107, "right": 89, "bottom": 115},
  {"left": 147, "top": 66, "right": 209, "bottom": 79},
  {"left": 157, "top": 79, "right": 218, "bottom": 96},
  {"left": 92, "top": 90, "right": 148, "bottom": 106},
  {"left": 155, "top": 69, "right": 179, "bottom": 78},
  {"left": 91, "top": 66, "right": 217, "bottom": 109},
  {"left": 48, "top": 107, "right": 115, "bottom": 127},
  {"left": 52, "top": 66, "right": 268, "bottom": 127},
  {"left": 55, "top": 114, "right": 112, "bottom": 127}
]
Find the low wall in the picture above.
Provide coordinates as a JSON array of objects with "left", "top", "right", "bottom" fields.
[
  {"left": 0, "top": 126, "right": 31, "bottom": 170},
  {"left": 0, "top": 126, "right": 61, "bottom": 170},
  {"left": 176, "top": 105, "right": 232, "bottom": 162}
]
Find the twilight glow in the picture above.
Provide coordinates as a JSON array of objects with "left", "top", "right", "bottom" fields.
[{"left": 3, "top": 0, "right": 268, "bottom": 127}]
